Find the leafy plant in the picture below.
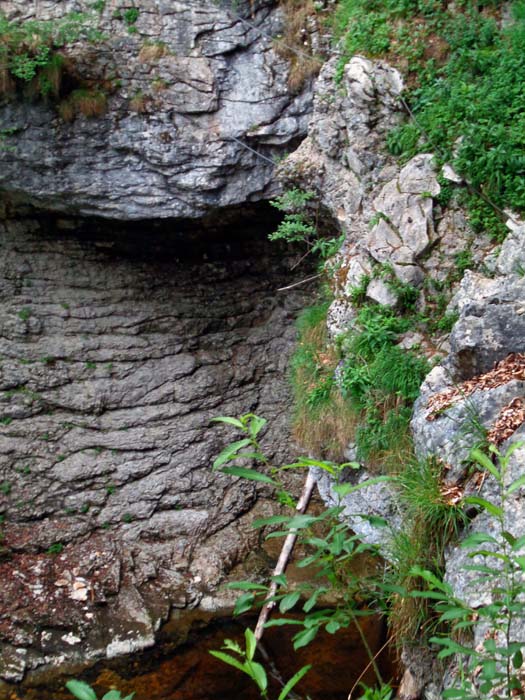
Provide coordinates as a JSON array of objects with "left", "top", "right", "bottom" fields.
[
  {"left": 210, "top": 628, "right": 311, "bottom": 700},
  {"left": 269, "top": 188, "right": 343, "bottom": 262},
  {"left": 0, "top": 11, "right": 101, "bottom": 100},
  {"left": 66, "top": 679, "right": 134, "bottom": 700},
  {"left": 420, "top": 444, "right": 525, "bottom": 699}
]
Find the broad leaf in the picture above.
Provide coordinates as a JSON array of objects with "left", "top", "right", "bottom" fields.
[
  {"left": 334, "top": 475, "right": 391, "bottom": 497},
  {"left": 234, "top": 593, "right": 255, "bottom": 615},
  {"left": 211, "top": 416, "right": 245, "bottom": 429},
  {"left": 245, "top": 661, "right": 267, "bottom": 692},
  {"left": 65, "top": 681, "right": 98, "bottom": 700},
  {"left": 279, "top": 591, "right": 301, "bottom": 613},
  {"left": 213, "top": 439, "right": 251, "bottom": 469},
  {"left": 209, "top": 650, "right": 247, "bottom": 675},
  {"left": 507, "top": 474, "right": 525, "bottom": 495},
  {"left": 293, "top": 626, "right": 318, "bottom": 650},
  {"left": 248, "top": 416, "right": 267, "bottom": 438},
  {"left": 461, "top": 532, "right": 498, "bottom": 548},
  {"left": 464, "top": 496, "right": 503, "bottom": 518},
  {"left": 221, "top": 466, "right": 277, "bottom": 484},
  {"left": 245, "top": 628, "right": 257, "bottom": 662},
  {"left": 226, "top": 581, "right": 268, "bottom": 592},
  {"left": 251, "top": 515, "right": 290, "bottom": 528},
  {"left": 470, "top": 449, "right": 500, "bottom": 480}
]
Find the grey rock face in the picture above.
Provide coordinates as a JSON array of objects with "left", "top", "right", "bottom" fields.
[
  {"left": 0, "top": 0, "right": 313, "bottom": 220},
  {"left": 279, "top": 56, "right": 445, "bottom": 334},
  {"left": 0, "top": 216, "right": 312, "bottom": 681}
]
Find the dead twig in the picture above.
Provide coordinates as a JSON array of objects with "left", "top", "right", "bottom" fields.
[{"left": 254, "top": 471, "right": 317, "bottom": 641}]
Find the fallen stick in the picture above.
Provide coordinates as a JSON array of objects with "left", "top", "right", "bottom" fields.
[{"left": 254, "top": 470, "right": 317, "bottom": 642}]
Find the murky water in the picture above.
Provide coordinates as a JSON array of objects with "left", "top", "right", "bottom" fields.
[{"left": 13, "top": 612, "right": 394, "bottom": 700}]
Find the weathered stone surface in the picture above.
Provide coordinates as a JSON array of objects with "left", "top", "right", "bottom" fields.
[
  {"left": 448, "top": 271, "right": 525, "bottom": 377},
  {"left": 368, "top": 154, "right": 439, "bottom": 284},
  {"left": 0, "top": 214, "right": 312, "bottom": 682},
  {"left": 314, "top": 467, "right": 401, "bottom": 547},
  {"left": 0, "top": 0, "right": 314, "bottom": 220}
]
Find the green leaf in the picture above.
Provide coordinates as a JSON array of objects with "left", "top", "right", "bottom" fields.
[
  {"left": 409, "top": 566, "right": 451, "bottom": 593},
  {"left": 102, "top": 692, "right": 128, "bottom": 700},
  {"left": 481, "top": 659, "right": 497, "bottom": 680},
  {"left": 303, "top": 587, "right": 327, "bottom": 613},
  {"left": 65, "top": 681, "right": 98, "bottom": 700},
  {"left": 334, "top": 475, "right": 391, "bottom": 497},
  {"left": 507, "top": 473, "right": 525, "bottom": 495},
  {"left": 285, "top": 514, "right": 320, "bottom": 530},
  {"left": 221, "top": 466, "right": 277, "bottom": 484},
  {"left": 226, "top": 581, "right": 268, "bottom": 592},
  {"left": 442, "top": 689, "right": 471, "bottom": 699},
  {"left": 293, "top": 626, "right": 319, "bottom": 650},
  {"left": 464, "top": 495, "right": 503, "bottom": 518},
  {"left": 246, "top": 661, "right": 268, "bottom": 692},
  {"left": 470, "top": 449, "right": 500, "bottom": 480},
  {"left": 213, "top": 439, "right": 252, "bottom": 469},
  {"left": 325, "top": 619, "right": 341, "bottom": 634},
  {"left": 251, "top": 515, "right": 290, "bottom": 528},
  {"left": 439, "top": 606, "right": 470, "bottom": 622},
  {"left": 211, "top": 416, "right": 245, "bottom": 429},
  {"left": 461, "top": 532, "right": 499, "bottom": 548},
  {"left": 234, "top": 593, "right": 255, "bottom": 615},
  {"left": 362, "top": 515, "right": 389, "bottom": 528},
  {"left": 248, "top": 415, "right": 267, "bottom": 438},
  {"left": 245, "top": 628, "right": 257, "bottom": 661},
  {"left": 279, "top": 591, "right": 301, "bottom": 613},
  {"left": 264, "top": 618, "right": 303, "bottom": 628},
  {"left": 513, "top": 650, "right": 523, "bottom": 669},
  {"left": 512, "top": 535, "right": 525, "bottom": 551},
  {"left": 223, "top": 639, "right": 243, "bottom": 654},
  {"left": 279, "top": 458, "right": 338, "bottom": 474},
  {"left": 209, "top": 650, "right": 247, "bottom": 675},
  {"left": 277, "top": 665, "right": 312, "bottom": 700}
]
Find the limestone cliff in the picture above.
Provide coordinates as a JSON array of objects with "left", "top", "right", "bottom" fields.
[{"left": 0, "top": 0, "right": 314, "bottom": 220}]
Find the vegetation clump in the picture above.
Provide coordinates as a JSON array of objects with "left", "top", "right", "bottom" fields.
[
  {"left": 334, "top": 0, "right": 525, "bottom": 236},
  {"left": 0, "top": 11, "right": 101, "bottom": 101}
]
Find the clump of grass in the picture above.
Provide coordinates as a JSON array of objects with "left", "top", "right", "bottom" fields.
[
  {"left": 338, "top": 305, "right": 429, "bottom": 470},
  {"left": 385, "top": 456, "right": 467, "bottom": 645},
  {"left": 58, "top": 88, "right": 107, "bottom": 121},
  {"left": 291, "top": 301, "right": 358, "bottom": 459},
  {"left": 138, "top": 41, "right": 168, "bottom": 63},
  {"left": 273, "top": 0, "right": 322, "bottom": 92},
  {"left": 129, "top": 89, "right": 148, "bottom": 113},
  {"left": 291, "top": 300, "right": 428, "bottom": 469}
]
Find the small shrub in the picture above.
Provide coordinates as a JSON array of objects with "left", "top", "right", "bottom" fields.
[
  {"left": 0, "top": 10, "right": 101, "bottom": 101},
  {"left": 47, "top": 542, "right": 64, "bottom": 555}
]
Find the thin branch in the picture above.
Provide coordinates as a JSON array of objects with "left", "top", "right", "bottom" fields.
[
  {"left": 254, "top": 471, "right": 317, "bottom": 642},
  {"left": 347, "top": 636, "right": 392, "bottom": 699},
  {"left": 277, "top": 273, "right": 321, "bottom": 292}
]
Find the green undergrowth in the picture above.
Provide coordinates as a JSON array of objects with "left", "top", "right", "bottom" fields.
[
  {"left": 338, "top": 305, "right": 429, "bottom": 469},
  {"left": 334, "top": 0, "right": 525, "bottom": 238},
  {"left": 291, "top": 298, "right": 429, "bottom": 471},
  {"left": 0, "top": 10, "right": 105, "bottom": 119}
]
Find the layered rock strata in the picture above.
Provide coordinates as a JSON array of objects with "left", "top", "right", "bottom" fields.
[{"left": 0, "top": 214, "right": 312, "bottom": 685}]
